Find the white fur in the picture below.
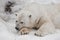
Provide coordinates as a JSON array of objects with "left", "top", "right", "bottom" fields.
[{"left": 16, "top": 3, "right": 60, "bottom": 36}]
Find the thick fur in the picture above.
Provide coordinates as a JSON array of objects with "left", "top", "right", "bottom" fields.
[{"left": 15, "top": 3, "right": 60, "bottom": 36}]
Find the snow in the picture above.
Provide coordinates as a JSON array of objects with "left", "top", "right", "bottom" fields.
[{"left": 0, "top": 0, "right": 60, "bottom": 40}]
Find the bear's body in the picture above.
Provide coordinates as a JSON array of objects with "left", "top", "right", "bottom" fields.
[{"left": 16, "top": 3, "right": 60, "bottom": 36}]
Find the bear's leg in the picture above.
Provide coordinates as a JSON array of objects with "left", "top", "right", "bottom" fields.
[
  {"left": 34, "top": 17, "right": 56, "bottom": 37},
  {"left": 18, "top": 27, "right": 31, "bottom": 35}
]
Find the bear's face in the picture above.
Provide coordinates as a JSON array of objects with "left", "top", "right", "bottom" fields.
[{"left": 15, "top": 10, "right": 37, "bottom": 30}]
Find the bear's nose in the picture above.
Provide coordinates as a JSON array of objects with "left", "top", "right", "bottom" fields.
[{"left": 15, "top": 27, "right": 19, "bottom": 31}]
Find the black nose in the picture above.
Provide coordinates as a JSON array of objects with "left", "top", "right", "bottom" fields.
[{"left": 15, "top": 27, "right": 19, "bottom": 30}]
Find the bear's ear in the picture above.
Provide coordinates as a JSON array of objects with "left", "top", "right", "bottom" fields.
[
  {"left": 16, "top": 20, "right": 18, "bottom": 22},
  {"left": 15, "top": 14, "right": 17, "bottom": 16},
  {"left": 29, "top": 15, "right": 32, "bottom": 18}
]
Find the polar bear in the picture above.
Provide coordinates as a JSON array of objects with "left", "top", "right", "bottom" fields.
[{"left": 15, "top": 3, "right": 60, "bottom": 36}]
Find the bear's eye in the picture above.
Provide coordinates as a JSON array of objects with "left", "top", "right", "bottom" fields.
[
  {"left": 20, "top": 22, "right": 24, "bottom": 24},
  {"left": 29, "top": 15, "right": 32, "bottom": 18}
]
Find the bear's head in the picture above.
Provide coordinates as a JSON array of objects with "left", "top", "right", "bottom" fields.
[{"left": 15, "top": 10, "right": 39, "bottom": 31}]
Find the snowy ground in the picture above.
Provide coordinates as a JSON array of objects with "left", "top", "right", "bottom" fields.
[{"left": 0, "top": 0, "right": 60, "bottom": 40}]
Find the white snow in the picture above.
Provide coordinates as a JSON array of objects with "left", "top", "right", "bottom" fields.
[{"left": 0, "top": 0, "right": 60, "bottom": 40}]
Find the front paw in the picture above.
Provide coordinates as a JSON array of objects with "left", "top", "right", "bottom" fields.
[
  {"left": 18, "top": 28, "right": 30, "bottom": 35},
  {"left": 34, "top": 31, "right": 46, "bottom": 37},
  {"left": 34, "top": 32, "right": 42, "bottom": 37}
]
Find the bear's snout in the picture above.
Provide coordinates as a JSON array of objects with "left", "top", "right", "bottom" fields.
[{"left": 15, "top": 27, "right": 19, "bottom": 31}]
